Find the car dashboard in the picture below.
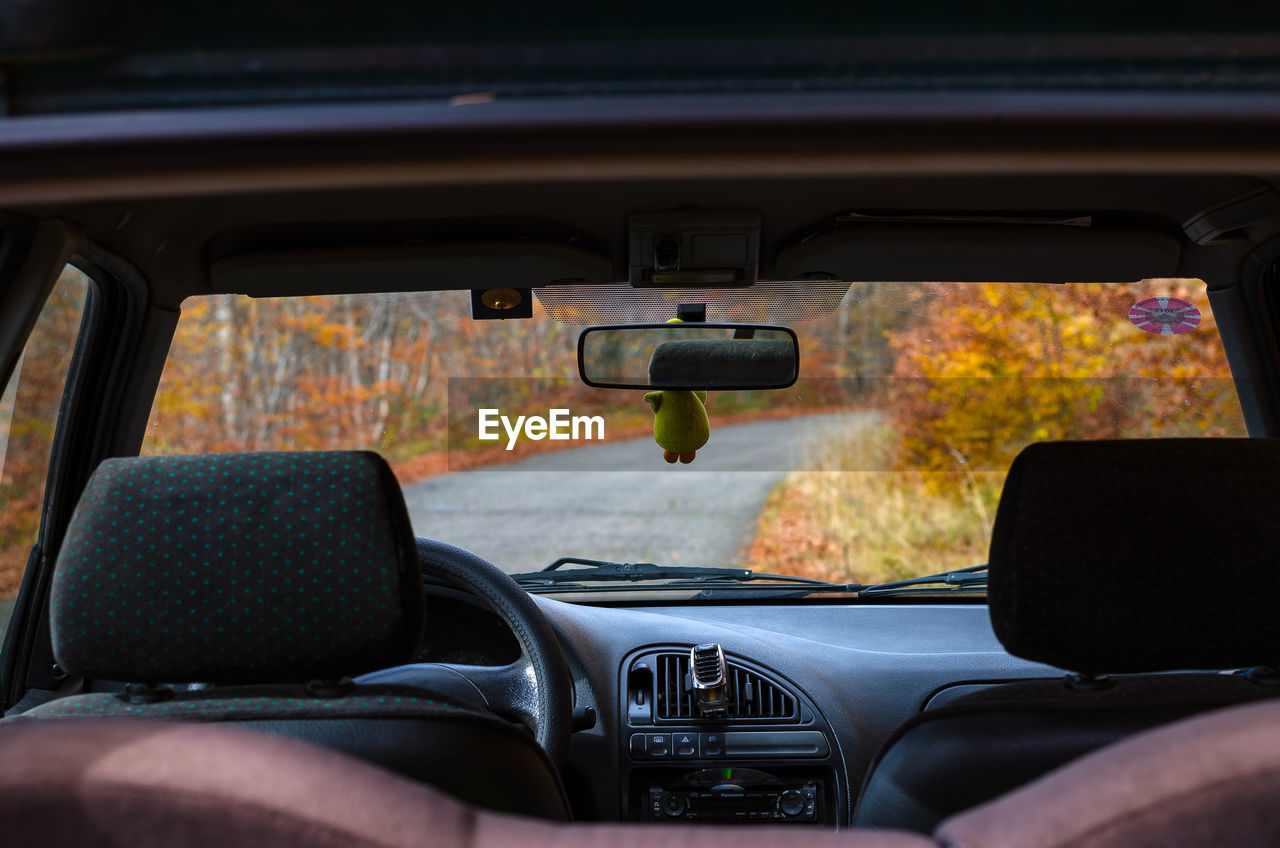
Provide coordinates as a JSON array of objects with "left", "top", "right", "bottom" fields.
[{"left": 448, "top": 589, "right": 1059, "bottom": 827}]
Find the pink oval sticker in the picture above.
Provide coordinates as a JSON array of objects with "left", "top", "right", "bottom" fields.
[{"left": 1129, "top": 296, "right": 1201, "bottom": 335}]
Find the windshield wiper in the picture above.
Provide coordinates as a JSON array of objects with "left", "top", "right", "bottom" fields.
[
  {"left": 856, "top": 564, "right": 988, "bottom": 597},
  {"left": 509, "top": 556, "right": 836, "bottom": 589},
  {"left": 510, "top": 557, "right": 987, "bottom": 598},
  {"left": 670, "top": 565, "right": 988, "bottom": 599}
]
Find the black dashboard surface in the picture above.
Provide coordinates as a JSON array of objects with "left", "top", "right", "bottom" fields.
[{"left": 533, "top": 598, "right": 1059, "bottom": 825}]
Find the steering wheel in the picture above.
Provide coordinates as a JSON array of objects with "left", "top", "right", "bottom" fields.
[{"left": 356, "top": 537, "right": 573, "bottom": 767}]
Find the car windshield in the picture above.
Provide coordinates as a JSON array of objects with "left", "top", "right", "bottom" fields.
[{"left": 142, "top": 280, "right": 1242, "bottom": 594}]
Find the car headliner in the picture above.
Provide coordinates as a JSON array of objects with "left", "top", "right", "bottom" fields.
[{"left": 1, "top": 92, "right": 1278, "bottom": 306}]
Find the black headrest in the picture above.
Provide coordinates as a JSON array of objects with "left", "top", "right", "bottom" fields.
[
  {"left": 989, "top": 439, "right": 1280, "bottom": 674},
  {"left": 51, "top": 451, "right": 424, "bottom": 684}
]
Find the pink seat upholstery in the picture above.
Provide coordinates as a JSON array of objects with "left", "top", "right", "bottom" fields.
[
  {"left": 0, "top": 719, "right": 927, "bottom": 848},
  {"left": 4, "top": 699, "right": 1280, "bottom": 847},
  {"left": 937, "top": 697, "right": 1280, "bottom": 848}
]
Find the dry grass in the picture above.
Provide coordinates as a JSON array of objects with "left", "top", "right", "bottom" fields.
[{"left": 744, "top": 424, "right": 1003, "bottom": 584}]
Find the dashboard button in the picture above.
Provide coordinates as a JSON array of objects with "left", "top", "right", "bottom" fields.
[
  {"left": 645, "top": 733, "right": 671, "bottom": 758},
  {"left": 699, "top": 732, "right": 724, "bottom": 757},
  {"left": 629, "top": 733, "right": 646, "bottom": 759},
  {"left": 673, "top": 732, "right": 698, "bottom": 758}
]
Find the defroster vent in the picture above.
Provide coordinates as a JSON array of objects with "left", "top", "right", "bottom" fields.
[{"left": 654, "top": 651, "right": 798, "bottom": 722}]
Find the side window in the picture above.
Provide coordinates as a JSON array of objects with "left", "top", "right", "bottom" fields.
[{"left": 0, "top": 266, "right": 91, "bottom": 636}]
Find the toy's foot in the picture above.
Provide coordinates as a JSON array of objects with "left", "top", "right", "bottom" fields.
[
  {"left": 679, "top": 451, "right": 696, "bottom": 464},
  {"left": 663, "top": 450, "right": 679, "bottom": 463}
]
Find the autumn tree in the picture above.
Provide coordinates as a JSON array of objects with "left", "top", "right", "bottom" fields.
[
  {"left": 887, "top": 280, "right": 1242, "bottom": 477},
  {"left": 1, "top": 268, "right": 89, "bottom": 597}
]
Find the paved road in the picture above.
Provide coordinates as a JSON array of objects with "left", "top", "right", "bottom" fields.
[{"left": 401, "top": 411, "right": 874, "bottom": 573}]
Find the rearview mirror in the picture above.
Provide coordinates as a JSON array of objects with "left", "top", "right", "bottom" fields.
[{"left": 577, "top": 323, "right": 799, "bottom": 390}]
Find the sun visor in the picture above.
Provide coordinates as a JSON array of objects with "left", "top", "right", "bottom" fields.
[
  {"left": 210, "top": 241, "right": 614, "bottom": 297},
  {"left": 774, "top": 224, "right": 1181, "bottom": 283}
]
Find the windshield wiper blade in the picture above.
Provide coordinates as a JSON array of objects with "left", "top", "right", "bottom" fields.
[
  {"left": 510, "top": 556, "right": 837, "bottom": 588},
  {"left": 856, "top": 564, "right": 988, "bottom": 597},
  {"left": 511, "top": 557, "right": 986, "bottom": 598}
]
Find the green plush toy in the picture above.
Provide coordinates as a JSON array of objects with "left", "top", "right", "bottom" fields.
[{"left": 644, "top": 389, "right": 709, "bottom": 464}]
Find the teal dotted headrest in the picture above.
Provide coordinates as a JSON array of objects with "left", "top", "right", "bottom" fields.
[{"left": 50, "top": 451, "right": 424, "bottom": 684}]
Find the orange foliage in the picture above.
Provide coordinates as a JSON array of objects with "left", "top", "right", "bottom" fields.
[
  {"left": 145, "top": 293, "right": 587, "bottom": 460},
  {"left": 1, "top": 270, "right": 90, "bottom": 597},
  {"left": 887, "top": 281, "right": 1243, "bottom": 476}
]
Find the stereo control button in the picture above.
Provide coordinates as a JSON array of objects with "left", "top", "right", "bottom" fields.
[
  {"left": 779, "top": 790, "right": 806, "bottom": 818},
  {"left": 660, "top": 794, "right": 688, "bottom": 817}
]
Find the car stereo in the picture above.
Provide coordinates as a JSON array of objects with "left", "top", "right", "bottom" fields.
[{"left": 646, "top": 768, "right": 820, "bottom": 823}]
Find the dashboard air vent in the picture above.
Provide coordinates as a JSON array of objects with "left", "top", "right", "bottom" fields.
[{"left": 654, "top": 652, "right": 798, "bottom": 722}]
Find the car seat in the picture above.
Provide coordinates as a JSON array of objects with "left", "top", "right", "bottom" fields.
[
  {"left": 855, "top": 438, "right": 1280, "bottom": 832},
  {"left": 5, "top": 451, "right": 570, "bottom": 820}
]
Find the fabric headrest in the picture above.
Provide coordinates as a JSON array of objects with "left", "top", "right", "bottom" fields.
[
  {"left": 988, "top": 439, "right": 1280, "bottom": 674},
  {"left": 51, "top": 451, "right": 424, "bottom": 684}
]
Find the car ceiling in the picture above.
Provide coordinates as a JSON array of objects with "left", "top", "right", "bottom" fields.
[
  {"left": 0, "top": 91, "right": 1277, "bottom": 308},
  {"left": 5, "top": 2, "right": 1280, "bottom": 113},
  {"left": 22, "top": 173, "right": 1267, "bottom": 305}
]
